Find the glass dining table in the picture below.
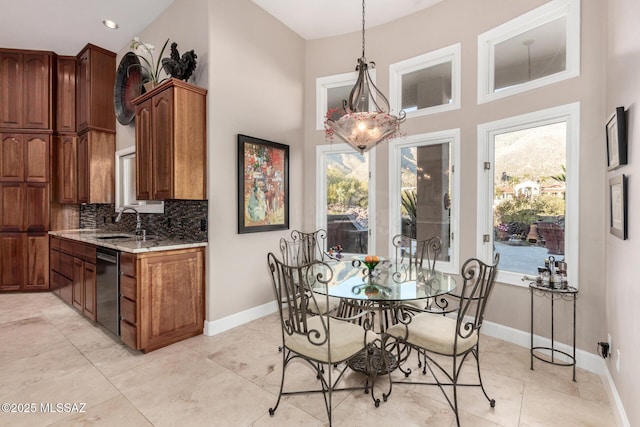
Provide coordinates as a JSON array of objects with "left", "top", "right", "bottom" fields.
[{"left": 310, "top": 257, "right": 457, "bottom": 374}]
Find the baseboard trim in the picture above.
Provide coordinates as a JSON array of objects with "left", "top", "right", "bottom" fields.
[
  {"left": 203, "top": 300, "right": 278, "bottom": 336},
  {"left": 203, "top": 305, "right": 629, "bottom": 426},
  {"left": 601, "top": 363, "right": 631, "bottom": 427}
]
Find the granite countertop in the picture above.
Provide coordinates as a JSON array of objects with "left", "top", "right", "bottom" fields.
[{"left": 49, "top": 229, "right": 208, "bottom": 254}]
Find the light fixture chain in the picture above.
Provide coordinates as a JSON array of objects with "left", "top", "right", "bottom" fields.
[{"left": 361, "top": 0, "right": 366, "bottom": 59}]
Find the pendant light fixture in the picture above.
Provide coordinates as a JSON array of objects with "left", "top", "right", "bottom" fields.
[{"left": 325, "top": 0, "right": 405, "bottom": 153}]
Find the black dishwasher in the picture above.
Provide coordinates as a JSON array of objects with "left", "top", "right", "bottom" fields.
[{"left": 96, "top": 247, "right": 120, "bottom": 336}]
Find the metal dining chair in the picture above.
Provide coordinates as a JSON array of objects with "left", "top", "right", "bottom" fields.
[
  {"left": 267, "top": 252, "right": 376, "bottom": 426},
  {"left": 386, "top": 254, "right": 500, "bottom": 427}
]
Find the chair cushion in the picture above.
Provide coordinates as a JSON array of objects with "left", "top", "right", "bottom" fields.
[
  {"left": 285, "top": 316, "right": 378, "bottom": 363},
  {"left": 386, "top": 312, "right": 477, "bottom": 356}
]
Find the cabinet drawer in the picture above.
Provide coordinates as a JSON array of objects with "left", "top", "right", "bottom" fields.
[
  {"left": 120, "top": 274, "right": 136, "bottom": 301},
  {"left": 50, "top": 237, "right": 61, "bottom": 251},
  {"left": 120, "top": 253, "right": 136, "bottom": 277},
  {"left": 59, "top": 252, "right": 74, "bottom": 278},
  {"left": 50, "top": 249, "right": 60, "bottom": 272},
  {"left": 60, "top": 239, "right": 73, "bottom": 255},
  {"left": 120, "top": 320, "right": 138, "bottom": 349},
  {"left": 120, "top": 297, "right": 136, "bottom": 324},
  {"left": 72, "top": 241, "right": 95, "bottom": 262}
]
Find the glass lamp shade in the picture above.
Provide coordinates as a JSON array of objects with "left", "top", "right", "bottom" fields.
[{"left": 326, "top": 111, "right": 402, "bottom": 153}]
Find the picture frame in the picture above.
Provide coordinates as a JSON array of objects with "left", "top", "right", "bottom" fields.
[
  {"left": 609, "top": 174, "right": 627, "bottom": 240},
  {"left": 606, "top": 106, "right": 627, "bottom": 170},
  {"left": 237, "top": 134, "right": 289, "bottom": 234}
]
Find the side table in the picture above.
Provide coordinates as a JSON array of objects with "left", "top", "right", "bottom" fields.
[{"left": 529, "top": 282, "right": 578, "bottom": 381}]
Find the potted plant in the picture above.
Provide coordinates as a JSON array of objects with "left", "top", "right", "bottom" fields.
[{"left": 129, "top": 37, "right": 170, "bottom": 91}]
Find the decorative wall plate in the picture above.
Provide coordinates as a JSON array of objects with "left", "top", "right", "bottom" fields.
[{"left": 114, "top": 52, "right": 143, "bottom": 125}]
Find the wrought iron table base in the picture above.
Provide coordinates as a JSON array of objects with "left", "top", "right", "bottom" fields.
[{"left": 529, "top": 283, "right": 577, "bottom": 382}]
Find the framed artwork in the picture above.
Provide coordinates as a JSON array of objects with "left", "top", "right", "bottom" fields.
[
  {"left": 606, "top": 106, "right": 627, "bottom": 170},
  {"left": 237, "top": 134, "right": 289, "bottom": 234},
  {"left": 609, "top": 174, "right": 627, "bottom": 240}
]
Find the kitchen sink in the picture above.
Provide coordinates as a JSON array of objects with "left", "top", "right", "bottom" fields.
[{"left": 96, "top": 235, "right": 131, "bottom": 240}]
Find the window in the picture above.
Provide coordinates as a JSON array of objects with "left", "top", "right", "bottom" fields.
[
  {"left": 477, "top": 103, "right": 579, "bottom": 287},
  {"left": 389, "top": 43, "right": 461, "bottom": 118},
  {"left": 316, "top": 143, "right": 375, "bottom": 255},
  {"left": 389, "top": 130, "right": 459, "bottom": 274},
  {"left": 477, "top": 0, "right": 580, "bottom": 103},
  {"left": 315, "top": 70, "right": 374, "bottom": 130},
  {"left": 115, "top": 146, "right": 164, "bottom": 214}
]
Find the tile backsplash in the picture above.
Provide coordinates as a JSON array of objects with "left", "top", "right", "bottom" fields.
[{"left": 80, "top": 200, "right": 208, "bottom": 241}]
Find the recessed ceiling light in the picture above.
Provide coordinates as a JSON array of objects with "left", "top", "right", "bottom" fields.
[{"left": 103, "top": 19, "right": 119, "bottom": 30}]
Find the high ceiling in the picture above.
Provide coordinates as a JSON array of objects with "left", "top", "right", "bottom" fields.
[{"left": 0, "top": 0, "right": 442, "bottom": 55}]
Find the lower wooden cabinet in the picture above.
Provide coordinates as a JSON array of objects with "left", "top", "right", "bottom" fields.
[
  {"left": 49, "top": 236, "right": 95, "bottom": 319},
  {"left": 0, "top": 232, "right": 48, "bottom": 291},
  {"left": 120, "top": 247, "right": 205, "bottom": 352}
]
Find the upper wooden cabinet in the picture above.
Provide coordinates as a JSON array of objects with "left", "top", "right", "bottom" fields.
[
  {"left": 56, "top": 56, "right": 76, "bottom": 133},
  {"left": 54, "top": 135, "right": 77, "bottom": 204},
  {"left": 0, "top": 133, "right": 50, "bottom": 182},
  {"left": 77, "top": 130, "right": 114, "bottom": 204},
  {"left": 0, "top": 49, "right": 53, "bottom": 130},
  {"left": 76, "top": 44, "right": 116, "bottom": 133},
  {"left": 133, "top": 79, "right": 207, "bottom": 201}
]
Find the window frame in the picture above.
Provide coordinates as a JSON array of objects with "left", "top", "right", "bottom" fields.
[
  {"left": 115, "top": 146, "right": 164, "bottom": 214},
  {"left": 389, "top": 43, "right": 461, "bottom": 119},
  {"left": 476, "top": 103, "right": 580, "bottom": 288},
  {"left": 316, "top": 143, "right": 376, "bottom": 255},
  {"left": 388, "top": 129, "right": 460, "bottom": 275},
  {"left": 477, "top": 0, "right": 581, "bottom": 104}
]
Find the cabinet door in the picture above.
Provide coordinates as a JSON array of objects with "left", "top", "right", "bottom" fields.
[
  {"left": 0, "top": 133, "right": 24, "bottom": 181},
  {"left": 56, "top": 56, "right": 76, "bottom": 133},
  {"left": 72, "top": 257, "right": 83, "bottom": 310},
  {"left": 135, "top": 99, "right": 152, "bottom": 200},
  {"left": 83, "top": 262, "right": 96, "bottom": 321},
  {"left": 22, "top": 53, "right": 51, "bottom": 130},
  {"left": 0, "top": 233, "right": 25, "bottom": 291},
  {"left": 138, "top": 250, "right": 204, "bottom": 351},
  {"left": 77, "top": 132, "right": 88, "bottom": 204},
  {"left": 0, "top": 182, "right": 24, "bottom": 231},
  {"left": 25, "top": 233, "right": 48, "bottom": 290},
  {"left": 151, "top": 88, "right": 174, "bottom": 200},
  {"left": 25, "top": 134, "right": 50, "bottom": 182},
  {"left": 25, "top": 183, "right": 49, "bottom": 232},
  {"left": 76, "top": 49, "right": 90, "bottom": 132},
  {"left": 0, "top": 51, "right": 23, "bottom": 128},
  {"left": 56, "top": 135, "right": 77, "bottom": 204}
]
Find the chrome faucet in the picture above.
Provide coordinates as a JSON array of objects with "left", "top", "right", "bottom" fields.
[{"left": 115, "top": 207, "right": 142, "bottom": 234}]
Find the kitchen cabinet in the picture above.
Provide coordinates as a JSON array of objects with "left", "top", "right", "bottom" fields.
[
  {"left": 119, "top": 247, "right": 205, "bottom": 352},
  {"left": 49, "top": 236, "right": 96, "bottom": 318},
  {"left": 76, "top": 44, "right": 116, "bottom": 133},
  {"left": 133, "top": 79, "right": 207, "bottom": 201},
  {"left": 0, "top": 133, "right": 50, "bottom": 182},
  {"left": 0, "top": 49, "right": 53, "bottom": 130},
  {"left": 56, "top": 56, "right": 76, "bottom": 133},
  {"left": 76, "top": 130, "right": 115, "bottom": 204},
  {"left": 0, "top": 182, "right": 49, "bottom": 232},
  {"left": 0, "top": 232, "right": 47, "bottom": 291},
  {"left": 54, "top": 134, "right": 77, "bottom": 204}
]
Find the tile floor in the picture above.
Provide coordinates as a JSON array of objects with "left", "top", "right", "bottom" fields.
[{"left": 0, "top": 292, "right": 616, "bottom": 426}]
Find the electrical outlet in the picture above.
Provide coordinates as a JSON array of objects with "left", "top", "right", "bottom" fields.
[
  {"left": 616, "top": 349, "right": 621, "bottom": 373},
  {"left": 200, "top": 219, "right": 207, "bottom": 232}
]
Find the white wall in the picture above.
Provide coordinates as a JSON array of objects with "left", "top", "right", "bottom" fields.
[{"left": 605, "top": 0, "right": 640, "bottom": 425}]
